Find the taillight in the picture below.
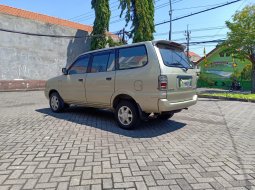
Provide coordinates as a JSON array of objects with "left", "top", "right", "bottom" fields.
[{"left": 158, "top": 75, "right": 168, "bottom": 90}]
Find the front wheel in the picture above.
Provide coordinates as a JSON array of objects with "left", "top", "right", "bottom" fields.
[
  {"left": 49, "top": 92, "right": 64, "bottom": 112},
  {"left": 115, "top": 101, "right": 140, "bottom": 130}
]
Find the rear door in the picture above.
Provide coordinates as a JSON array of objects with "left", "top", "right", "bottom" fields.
[
  {"left": 156, "top": 43, "right": 197, "bottom": 102},
  {"left": 85, "top": 50, "right": 115, "bottom": 106}
]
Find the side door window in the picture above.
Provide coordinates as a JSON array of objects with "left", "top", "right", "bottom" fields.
[
  {"left": 118, "top": 46, "right": 148, "bottom": 70},
  {"left": 68, "top": 56, "right": 89, "bottom": 75},
  {"left": 90, "top": 53, "right": 110, "bottom": 73}
]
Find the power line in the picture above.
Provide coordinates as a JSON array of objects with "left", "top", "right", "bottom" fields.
[
  {"left": 155, "top": 0, "right": 243, "bottom": 26},
  {"left": 104, "top": 0, "right": 185, "bottom": 26},
  {"left": 212, "top": 0, "right": 248, "bottom": 38},
  {"left": 73, "top": 0, "right": 179, "bottom": 24},
  {"left": 108, "top": 0, "right": 242, "bottom": 29},
  {"left": 67, "top": 0, "right": 119, "bottom": 21},
  {"left": 154, "top": 26, "right": 227, "bottom": 36},
  {"left": 182, "top": 39, "right": 226, "bottom": 45},
  {"left": 0, "top": 28, "right": 118, "bottom": 39},
  {"left": 71, "top": 0, "right": 164, "bottom": 23},
  {"left": 165, "top": 34, "right": 227, "bottom": 41}
]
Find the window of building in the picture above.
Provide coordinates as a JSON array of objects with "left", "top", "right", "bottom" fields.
[
  {"left": 118, "top": 46, "right": 148, "bottom": 70},
  {"left": 219, "top": 52, "right": 224, "bottom": 57},
  {"left": 68, "top": 56, "right": 89, "bottom": 75},
  {"left": 226, "top": 52, "right": 231, "bottom": 57}
]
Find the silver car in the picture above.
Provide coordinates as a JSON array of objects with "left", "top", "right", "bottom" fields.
[{"left": 45, "top": 40, "right": 197, "bottom": 129}]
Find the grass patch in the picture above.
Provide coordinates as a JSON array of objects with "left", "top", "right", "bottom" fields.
[{"left": 201, "top": 93, "right": 255, "bottom": 101}]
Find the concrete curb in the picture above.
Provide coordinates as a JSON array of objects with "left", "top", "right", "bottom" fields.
[
  {"left": 198, "top": 94, "right": 255, "bottom": 103},
  {"left": 0, "top": 80, "right": 46, "bottom": 92},
  {"left": 0, "top": 88, "right": 45, "bottom": 92}
]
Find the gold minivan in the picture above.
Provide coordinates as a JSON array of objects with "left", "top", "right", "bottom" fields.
[{"left": 45, "top": 40, "right": 197, "bottom": 129}]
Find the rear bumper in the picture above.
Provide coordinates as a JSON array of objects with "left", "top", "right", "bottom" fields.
[{"left": 158, "top": 95, "right": 197, "bottom": 112}]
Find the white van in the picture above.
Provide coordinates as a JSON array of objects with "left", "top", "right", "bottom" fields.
[{"left": 45, "top": 40, "right": 197, "bottom": 129}]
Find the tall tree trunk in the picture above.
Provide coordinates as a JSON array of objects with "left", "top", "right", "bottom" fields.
[{"left": 250, "top": 54, "right": 255, "bottom": 93}]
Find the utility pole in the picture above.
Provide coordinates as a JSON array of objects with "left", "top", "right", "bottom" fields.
[
  {"left": 169, "top": 0, "right": 172, "bottom": 41},
  {"left": 185, "top": 25, "right": 191, "bottom": 58},
  {"left": 122, "top": 28, "right": 125, "bottom": 43}
]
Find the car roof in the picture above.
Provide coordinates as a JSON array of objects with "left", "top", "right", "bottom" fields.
[{"left": 79, "top": 40, "right": 185, "bottom": 56}]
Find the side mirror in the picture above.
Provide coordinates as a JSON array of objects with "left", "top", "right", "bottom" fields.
[{"left": 62, "top": 68, "right": 68, "bottom": 75}]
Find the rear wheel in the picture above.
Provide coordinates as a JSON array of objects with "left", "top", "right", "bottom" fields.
[
  {"left": 158, "top": 112, "right": 174, "bottom": 120},
  {"left": 49, "top": 92, "right": 64, "bottom": 112},
  {"left": 115, "top": 101, "right": 140, "bottom": 130}
]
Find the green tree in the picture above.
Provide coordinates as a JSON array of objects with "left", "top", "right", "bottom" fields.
[
  {"left": 107, "top": 36, "right": 124, "bottom": 47},
  {"left": 222, "top": 5, "right": 255, "bottom": 92},
  {"left": 91, "top": 0, "right": 110, "bottom": 50},
  {"left": 241, "top": 64, "right": 252, "bottom": 80},
  {"left": 119, "top": 0, "right": 155, "bottom": 43}
]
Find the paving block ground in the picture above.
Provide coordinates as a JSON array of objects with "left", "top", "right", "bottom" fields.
[{"left": 0, "top": 91, "right": 255, "bottom": 190}]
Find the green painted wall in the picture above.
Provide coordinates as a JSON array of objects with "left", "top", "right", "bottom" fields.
[{"left": 197, "top": 47, "right": 252, "bottom": 90}]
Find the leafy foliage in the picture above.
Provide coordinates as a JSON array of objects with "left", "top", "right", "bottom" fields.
[
  {"left": 201, "top": 93, "right": 255, "bottom": 101},
  {"left": 91, "top": 0, "right": 111, "bottom": 50},
  {"left": 198, "top": 73, "right": 214, "bottom": 87},
  {"left": 241, "top": 64, "right": 252, "bottom": 80},
  {"left": 230, "top": 70, "right": 241, "bottom": 81},
  {"left": 222, "top": 5, "right": 255, "bottom": 92},
  {"left": 119, "top": 0, "right": 155, "bottom": 42},
  {"left": 107, "top": 36, "right": 124, "bottom": 47}
]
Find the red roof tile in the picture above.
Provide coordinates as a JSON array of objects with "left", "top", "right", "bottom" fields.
[
  {"left": 0, "top": 4, "right": 93, "bottom": 32},
  {"left": 185, "top": 51, "right": 201, "bottom": 58}
]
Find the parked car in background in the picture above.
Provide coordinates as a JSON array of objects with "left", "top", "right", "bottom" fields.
[{"left": 45, "top": 40, "right": 198, "bottom": 129}]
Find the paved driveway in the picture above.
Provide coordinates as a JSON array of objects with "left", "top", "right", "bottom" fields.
[{"left": 0, "top": 91, "right": 255, "bottom": 190}]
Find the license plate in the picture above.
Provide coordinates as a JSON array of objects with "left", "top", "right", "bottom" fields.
[{"left": 179, "top": 79, "right": 192, "bottom": 88}]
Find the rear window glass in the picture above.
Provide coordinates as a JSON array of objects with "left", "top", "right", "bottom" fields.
[
  {"left": 118, "top": 46, "right": 148, "bottom": 70},
  {"left": 158, "top": 45, "right": 193, "bottom": 69}
]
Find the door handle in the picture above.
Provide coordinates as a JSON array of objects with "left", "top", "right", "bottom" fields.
[
  {"left": 78, "top": 79, "right": 83, "bottom": 82},
  {"left": 106, "top": 77, "right": 112, "bottom": 81}
]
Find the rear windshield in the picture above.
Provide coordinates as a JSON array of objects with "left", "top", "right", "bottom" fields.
[{"left": 158, "top": 45, "right": 194, "bottom": 69}]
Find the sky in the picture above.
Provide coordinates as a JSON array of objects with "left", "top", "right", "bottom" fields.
[{"left": 0, "top": 0, "right": 253, "bottom": 57}]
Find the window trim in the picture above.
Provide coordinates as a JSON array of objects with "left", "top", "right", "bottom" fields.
[
  {"left": 87, "top": 50, "right": 116, "bottom": 73},
  {"left": 67, "top": 54, "right": 90, "bottom": 75},
  {"left": 116, "top": 45, "right": 148, "bottom": 71},
  {"left": 107, "top": 51, "right": 116, "bottom": 72}
]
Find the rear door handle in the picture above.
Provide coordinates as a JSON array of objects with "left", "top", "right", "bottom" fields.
[
  {"left": 106, "top": 77, "right": 112, "bottom": 81},
  {"left": 78, "top": 79, "right": 83, "bottom": 82}
]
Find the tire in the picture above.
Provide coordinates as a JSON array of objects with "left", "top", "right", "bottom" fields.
[
  {"left": 64, "top": 103, "right": 70, "bottom": 109},
  {"left": 49, "top": 92, "right": 64, "bottom": 113},
  {"left": 115, "top": 101, "right": 140, "bottom": 130},
  {"left": 158, "top": 112, "right": 174, "bottom": 120}
]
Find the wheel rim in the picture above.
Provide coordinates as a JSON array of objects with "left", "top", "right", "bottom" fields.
[
  {"left": 51, "top": 96, "right": 59, "bottom": 111},
  {"left": 118, "top": 106, "right": 133, "bottom": 126}
]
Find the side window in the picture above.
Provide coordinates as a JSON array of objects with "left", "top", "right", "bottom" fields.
[
  {"left": 118, "top": 46, "right": 148, "bottom": 70},
  {"left": 107, "top": 53, "right": 115, "bottom": 71},
  {"left": 68, "top": 56, "right": 89, "bottom": 75},
  {"left": 91, "top": 53, "right": 109, "bottom": 73}
]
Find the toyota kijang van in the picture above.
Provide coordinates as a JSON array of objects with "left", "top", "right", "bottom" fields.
[{"left": 45, "top": 40, "right": 198, "bottom": 129}]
